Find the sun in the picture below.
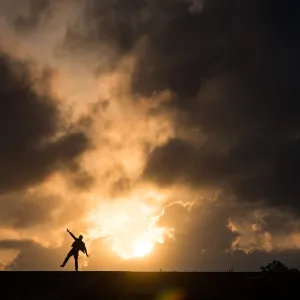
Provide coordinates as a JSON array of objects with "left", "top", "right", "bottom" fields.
[{"left": 133, "top": 237, "right": 154, "bottom": 258}]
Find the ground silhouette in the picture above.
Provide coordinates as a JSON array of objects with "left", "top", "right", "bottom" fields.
[
  {"left": 1, "top": 270, "right": 299, "bottom": 299},
  {"left": 1, "top": 260, "right": 298, "bottom": 299}
]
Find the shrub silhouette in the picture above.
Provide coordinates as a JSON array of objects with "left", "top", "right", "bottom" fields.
[
  {"left": 260, "top": 260, "right": 299, "bottom": 273},
  {"left": 226, "top": 268, "right": 234, "bottom": 272}
]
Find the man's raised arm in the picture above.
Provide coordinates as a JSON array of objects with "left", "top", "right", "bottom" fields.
[{"left": 67, "top": 228, "right": 77, "bottom": 240}]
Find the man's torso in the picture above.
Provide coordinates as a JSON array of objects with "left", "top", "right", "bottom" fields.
[{"left": 71, "top": 239, "right": 85, "bottom": 252}]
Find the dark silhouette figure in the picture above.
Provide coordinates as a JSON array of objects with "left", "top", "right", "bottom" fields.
[{"left": 60, "top": 228, "right": 89, "bottom": 271}]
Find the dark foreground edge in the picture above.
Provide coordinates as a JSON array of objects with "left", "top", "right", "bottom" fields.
[{"left": 1, "top": 272, "right": 299, "bottom": 299}]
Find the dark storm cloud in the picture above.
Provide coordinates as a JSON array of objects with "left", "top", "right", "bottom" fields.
[
  {"left": 139, "top": 0, "right": 300, "bottom": 212},
  {"left": 0, "top": 0, "right": 58, "bottom": 33},
  {"left": 0, "top": 192, "right": 60, "bottom": 228},
  {"left": 58, "top": 0, "right": 148, "bottom": 59},
  {"left": 133, "top": 0, "right": 300, "bottom": 97},
  {"left": 0, "top": 52, "right": 89, "bottom": 193},
  {"left": 0, "top": 239, "right": 62, "bottom": 270},
  {"left": 59, "top": 0, "right": 206, "bottom": 67},
  {"left": 144, "top": 138, "right": 231, "bottom": 187},
  {"left": 13, "top": 0, "right": 52, "bottom": 32},
  {"left": 158, "top": 200, "right": 238, "bottom": 252}
]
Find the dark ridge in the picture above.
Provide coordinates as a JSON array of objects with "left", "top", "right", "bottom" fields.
[{"left": 1, "top": 272, "right": 299, "bottom": 299}]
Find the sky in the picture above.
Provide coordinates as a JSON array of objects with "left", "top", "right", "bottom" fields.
[{"left": 0, "top": 0, "right": 300, "bottom": 271}]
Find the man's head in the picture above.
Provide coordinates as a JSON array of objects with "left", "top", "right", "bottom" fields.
[{"left": 79, "top": 235, "right": 83, "bottom": 240}]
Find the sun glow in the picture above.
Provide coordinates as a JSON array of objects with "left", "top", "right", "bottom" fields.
[
  {"left": 86, "top": 192, "right": 195, "bottom": 261},
  {"left": 133, "top": 237, "right": 154, "bottom": 258}
]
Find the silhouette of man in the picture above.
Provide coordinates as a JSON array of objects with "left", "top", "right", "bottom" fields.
[{"left": 60, "top": 228, "right": 89, "bottom": 271}]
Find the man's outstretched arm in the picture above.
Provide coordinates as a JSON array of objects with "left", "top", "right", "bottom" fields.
[
  {"left": 67, "top": 228, "right": 77, "bottom": 240},
  {"left": 84, "top": 246, "right": 89, "bottom": 257}
]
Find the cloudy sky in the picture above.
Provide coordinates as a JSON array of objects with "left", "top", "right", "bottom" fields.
[{"left": 0, "top": 0, "right": 300, "bottom": 271}]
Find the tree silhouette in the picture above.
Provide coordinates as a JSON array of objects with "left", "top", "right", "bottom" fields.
[{"left": 260, "top": 260, "right": 299, "bottom": 273}]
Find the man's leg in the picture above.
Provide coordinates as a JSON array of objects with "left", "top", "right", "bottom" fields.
[
  {"left": 74, "top": 253, "right": 79, "bottom": 271},
  {"left": 60, "top": 250, "right": 73, "bottom": 267}
]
